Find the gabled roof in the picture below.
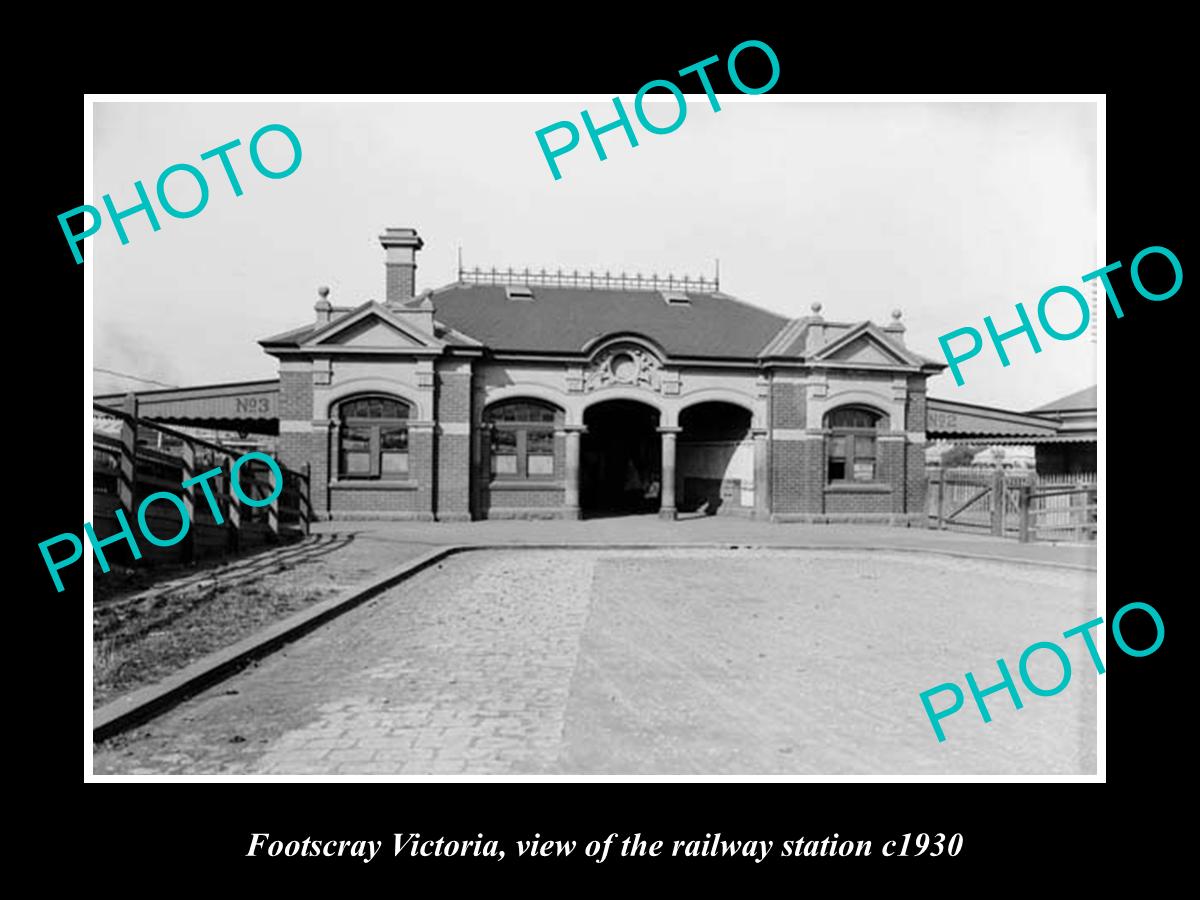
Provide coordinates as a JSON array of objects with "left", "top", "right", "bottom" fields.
[
  {"left": 1028, "top": 385, "right": 1096, "bottom": 414},
  {"left": 261, "top": 282, "right": 943, "bottom": 368},
  {"left": 303, "top": 300, "right": 443, "bottom": 349},
  {"left": 428, "top": 284, "right": 788, "bottom": 359},
  {"left": 261, "top": 300, "right": 481, "bottom": 350},
  {"left": 807, "top": 321, "right": 940, "bottom": 369}
]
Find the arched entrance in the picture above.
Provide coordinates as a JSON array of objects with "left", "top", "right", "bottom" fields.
[
  {"left": 677, "top": 402, "right": 754, "bottom": 515},
  {"left": 581, "top": 399, "right": 661, "bottom": 516}
]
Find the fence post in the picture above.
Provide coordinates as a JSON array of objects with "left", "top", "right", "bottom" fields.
[
  {"left": 179, "top": 437, "right": 197, "bottom": 564},
  {"left": 118, "top": 393, "right": 139, "bottom": 518},
  {"left": 991, "top": 465, "right": 1005, "bottom": 536},
  {"left": 302, "top": 463, "right": 312, "bottom": 536},
  {"left": 1018, "top": 485, "right": 1031, "bottom": 543},
  {"left": 226, "top": 451, "right": 241, "bottom": 553},
  {"left": 935, "top": 468, "right": 945, "bottom": 530},
  {"left": 1072, "top": 479, "right": 1085, "bottom": 542},
  {"left": 267, "top": 460, "right": 281, "bottom": 540}
]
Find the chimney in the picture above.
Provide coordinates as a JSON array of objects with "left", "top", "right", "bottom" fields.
[{"left": 379, "top": 227, "right": 424, "bottom": 304}]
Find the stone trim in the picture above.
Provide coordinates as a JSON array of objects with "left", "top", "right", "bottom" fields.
[
  {"left": 487, "top": 480, "right": 565, "bottom": 492},
  {"left": 279, "top": 420, "right": 314, "bottom": 433},
  {"left": 327, "top": 511, "right": 436, "bottom": 521},
  {"left": 329, "top": 479, "right": 419, "bottom": 491},
  {"left": 825, "top": 483, "right": 893, "bottom": 494}
]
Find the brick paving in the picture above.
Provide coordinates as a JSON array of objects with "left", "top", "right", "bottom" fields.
[{"left": 94, "top": 543, "right": 1097, "bottom": 775}]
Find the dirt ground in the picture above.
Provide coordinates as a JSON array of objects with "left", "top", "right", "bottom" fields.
[
  {"left": 92, "top": 532, "right": 433, "bottom": 706},
  {"left": 94, "top": 547, "right": 1098, "bottom": 775}
]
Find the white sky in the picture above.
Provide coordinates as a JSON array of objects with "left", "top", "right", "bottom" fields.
[{"left": 93, "top": 100, "right": 1097, "bottom": 409}]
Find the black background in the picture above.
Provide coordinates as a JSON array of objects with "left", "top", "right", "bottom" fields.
[{"left": 19, "top": 23, "right": 1185, "bottom": 888}]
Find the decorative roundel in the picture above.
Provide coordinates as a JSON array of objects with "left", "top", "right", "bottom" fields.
[{"left": 609, "top": 351, "right": 638, "bottom": 383}]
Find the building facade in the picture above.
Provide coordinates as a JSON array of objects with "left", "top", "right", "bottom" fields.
[{"left": 252, "top": 227, "right": 945, "bottom": 524}]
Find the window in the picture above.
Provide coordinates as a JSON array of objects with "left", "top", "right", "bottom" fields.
[
  {"left": 825, "top": 406, "right": 888, "bottom": 483},
  {"left": 485, "top": 400, "right": 562, "bottom": 480},
  {"left": 337, "top": 395, "right": 410, "bottom": 479}
]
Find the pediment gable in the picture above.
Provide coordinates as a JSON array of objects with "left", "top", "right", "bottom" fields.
[
  {"left": 301, "top": 301, "right": 443, "bottom": 350},
  {"left": 318, "top": 315, "right": 425, "bottom": 347},
  {"left": 810, "top": 323, "right": 921, "bottom": 367},
  {"left": 825, "top": 335, "right": 901, "bottom": 365}
]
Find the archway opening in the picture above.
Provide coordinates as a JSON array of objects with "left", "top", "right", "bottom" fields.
[
  {"left": 677, "top": 402, "right": 754, "bottom": 515},
  {"left": 581, "top": 399, "right": 661, "bottom": 517}
]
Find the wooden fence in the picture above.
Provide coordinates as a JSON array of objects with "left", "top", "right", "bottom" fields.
[
  {"left": 926, "top": 466, "right": 1096, "bottom": 543},
  {"left": 93, "top": 401, "right": 310, "bottom": 568}
]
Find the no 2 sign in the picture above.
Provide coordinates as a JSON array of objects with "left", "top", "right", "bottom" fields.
[{"left": 882, "top": 833, "right": 963, "bottom": 857}]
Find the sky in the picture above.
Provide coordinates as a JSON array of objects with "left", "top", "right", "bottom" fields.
[{"left": 92, "top": 100, "right": 1097, "bottom": 409}]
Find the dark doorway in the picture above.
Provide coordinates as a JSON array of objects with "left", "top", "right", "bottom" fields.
[
  {"left": 581, "top": 400, "right": 661, "bottom": 516},
  {"left": 678, "top": 402, "right": 753, "bottom": 515}
]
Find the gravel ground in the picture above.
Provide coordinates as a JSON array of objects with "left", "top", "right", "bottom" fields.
[{"left": 94, "top": 548, "right": 1097, "bottom": 775}]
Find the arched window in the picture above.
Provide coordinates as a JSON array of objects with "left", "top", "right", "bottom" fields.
[
  {"left": 337, "top": 395, "right": 410, "bottom": 479},
  {"left": 485, "top": 400, "right": 562, "bottom": 480},
  {"left": 824, "top": 405, "right": 889, "bottom": 483}
]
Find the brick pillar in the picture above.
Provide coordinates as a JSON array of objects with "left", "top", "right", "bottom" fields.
[
  {"left": 768, "top": 380, "right": 810, "bottom": 515},
  {"left": 878, "top": 435, "right": 907, "bottom": 513},
  {"left": 277, "top": 365, "right": 318, "bottom": 518},
  {"left": 906, "top": 379, "right": 928, "bottom": 432},
  {"left": 434, "top": 366, "right": 473, "bottom": 521},
  {"left": 410, "top": 423, "right": 436, "bottom": 520},
  {"left": 799, "top": 435, "right": 826, "bottom": 514},
  {"left": 906, "top": 441, "right": 927, "bottom": 517},
  {"left": 312, "top": 423, "right": 332, "bottom": 519}
]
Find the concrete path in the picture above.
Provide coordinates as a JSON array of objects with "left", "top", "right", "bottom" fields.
[{"left": 314, "top": 515, "right": 1097, "bottom": 569}]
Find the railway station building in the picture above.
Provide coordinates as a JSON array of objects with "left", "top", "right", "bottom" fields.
[
  {"left": 244, "top": 227, "right": 949, "bottom": 522},
  {"left": 104, "top": 227, "right": 1099, "bottom": 524}
]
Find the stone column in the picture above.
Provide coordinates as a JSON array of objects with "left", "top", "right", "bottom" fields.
[
  {"left": 562, "top": 425, "right": 586, "bottom": 520},
  {"left": 752, "top": 427, "right": 769, "bottom": 518},
  {"left": 658, "top": 426, "right": 681, "bottom": 520}
]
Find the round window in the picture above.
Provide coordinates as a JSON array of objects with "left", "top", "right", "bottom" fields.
[{"left": 610, "top": 352, "right": 637, "bottom": 383}]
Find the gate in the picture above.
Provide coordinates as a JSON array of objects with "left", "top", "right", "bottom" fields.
[{"left": 927, "top": 466, "right": 1096, "bottom": 543}]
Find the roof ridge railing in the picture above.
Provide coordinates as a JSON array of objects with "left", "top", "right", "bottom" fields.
[{"left": 457, "top": 264, "right": 719, "bottom": 294}]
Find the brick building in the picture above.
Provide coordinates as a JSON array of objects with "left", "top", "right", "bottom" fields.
[{"left": 253, "top": 227, "right": 946, "bottom": 523}]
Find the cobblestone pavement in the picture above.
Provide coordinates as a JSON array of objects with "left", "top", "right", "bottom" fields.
[{"left": 93, "top": 548, "right": 1097, "bottom": 775}]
